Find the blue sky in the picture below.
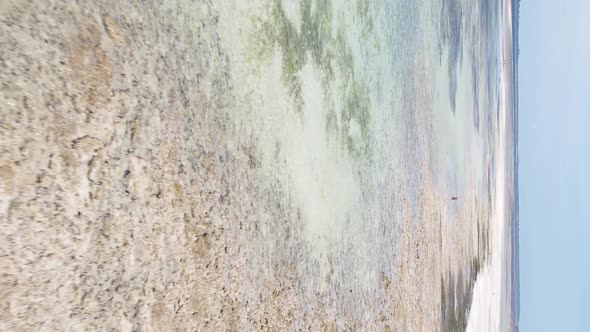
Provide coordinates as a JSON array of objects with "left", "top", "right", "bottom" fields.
[{"left": 519, "top": 0, "right": 590, "bottom": 331}]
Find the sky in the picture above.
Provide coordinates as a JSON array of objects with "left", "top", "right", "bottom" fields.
[{"left": 519, "top": 0, "right": 590, "bottom": 331}]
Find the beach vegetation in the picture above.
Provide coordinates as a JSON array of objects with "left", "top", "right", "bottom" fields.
[{"left": 252, "top": 0, "right": 375, "bottom": 158}]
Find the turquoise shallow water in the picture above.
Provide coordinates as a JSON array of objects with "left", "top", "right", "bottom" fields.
[{"left": 239, "top": 0, "right": 503, "bottom": 328}]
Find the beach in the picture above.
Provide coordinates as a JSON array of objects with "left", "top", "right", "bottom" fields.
[{"left": 0, "top": 0, "right": 513, "bottom": 330}]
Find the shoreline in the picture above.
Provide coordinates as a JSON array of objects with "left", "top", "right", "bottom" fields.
[{"left": 466, "top": 0, "right": 516, "bottom": 330}]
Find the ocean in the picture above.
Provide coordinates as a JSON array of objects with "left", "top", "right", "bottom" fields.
[{"left": 216, "top": 0, "right": 512, "bottom": 329}]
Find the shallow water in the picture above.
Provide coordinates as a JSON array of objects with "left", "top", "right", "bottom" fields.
[{"left": 221, "top": 0, "right": 504, "bottom": 328}]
